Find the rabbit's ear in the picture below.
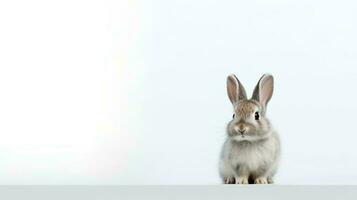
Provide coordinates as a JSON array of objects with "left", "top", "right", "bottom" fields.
[
  {"left": 227, "top": 74, "right": 247, "bottom": 104},
  {"left": 252, "top": 74, "right": 274, "bottom": 107}
]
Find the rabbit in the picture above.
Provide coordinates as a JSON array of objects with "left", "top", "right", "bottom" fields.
[{"left": 219, "top": 74, "right": 280, "bottom": 184}]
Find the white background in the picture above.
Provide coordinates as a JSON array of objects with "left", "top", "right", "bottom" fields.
[{"left": 1, "top": 0, "right": 357, "bottom": 184}]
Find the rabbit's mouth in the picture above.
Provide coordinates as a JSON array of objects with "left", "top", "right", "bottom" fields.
[
  {"left": 233, "top": 133, "right": 264, "bottom": 142},
  {"left": 233, "top": 134, "right": 250, "bottom": 141},
  {"left": 232, "top": 131, "right": 272, "bottom": 142}
]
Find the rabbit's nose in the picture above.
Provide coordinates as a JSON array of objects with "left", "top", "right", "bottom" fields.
[
  {"left": 234, "top": 126, "right": 246, "bottom": 134},
  {"left": 236, "top": 124, "right": 247, "bottom": 133},
  {"left": 238, "top": 129, "right": 246, "bottom": 134}
]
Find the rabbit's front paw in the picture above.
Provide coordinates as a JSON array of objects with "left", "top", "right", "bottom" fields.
[
  {"left": 235, "top": 177, "right": 249, "bottom": 184},
  {"left": 224, "top": 177, "right": 236, "bottom": 184},
  {"left": 254, "top": 177, "right": 268, "bottom": 184}
]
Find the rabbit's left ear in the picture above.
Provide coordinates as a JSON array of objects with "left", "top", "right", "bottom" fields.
[{"left": 252, "top": 74, "right": 274, "bottom": 107}]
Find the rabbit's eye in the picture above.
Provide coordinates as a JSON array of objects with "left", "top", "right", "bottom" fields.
[
  {"left": 232, "top": 114, "right": 235, "bottom": 119},
  {"left": 254, "top": 112, "right": 260, "bottom": 120}
]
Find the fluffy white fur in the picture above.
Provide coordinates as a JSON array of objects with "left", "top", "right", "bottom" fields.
[{"left": 219, "top": 131, "right": 280, "bottom": 184}]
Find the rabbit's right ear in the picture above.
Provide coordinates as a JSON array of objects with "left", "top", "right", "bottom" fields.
[
  {"left": 252, "top": 74, "right": 274, "bottom": 108},
  {"left": 227, "top": 74, "right": 247, "bottom": 104}
]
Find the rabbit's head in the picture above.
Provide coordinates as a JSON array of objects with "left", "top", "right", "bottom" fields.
[{"left": 226, "top": 74, "right": 274, "bottom": 142}]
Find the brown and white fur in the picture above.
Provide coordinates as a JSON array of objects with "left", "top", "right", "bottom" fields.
[{"left": 219, "top": 74, "right": 280, "bottom": 184}]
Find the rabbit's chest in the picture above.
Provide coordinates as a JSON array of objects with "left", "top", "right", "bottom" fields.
[{"left": 230, "top": 143, "right": 271, "bottom": 171}]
